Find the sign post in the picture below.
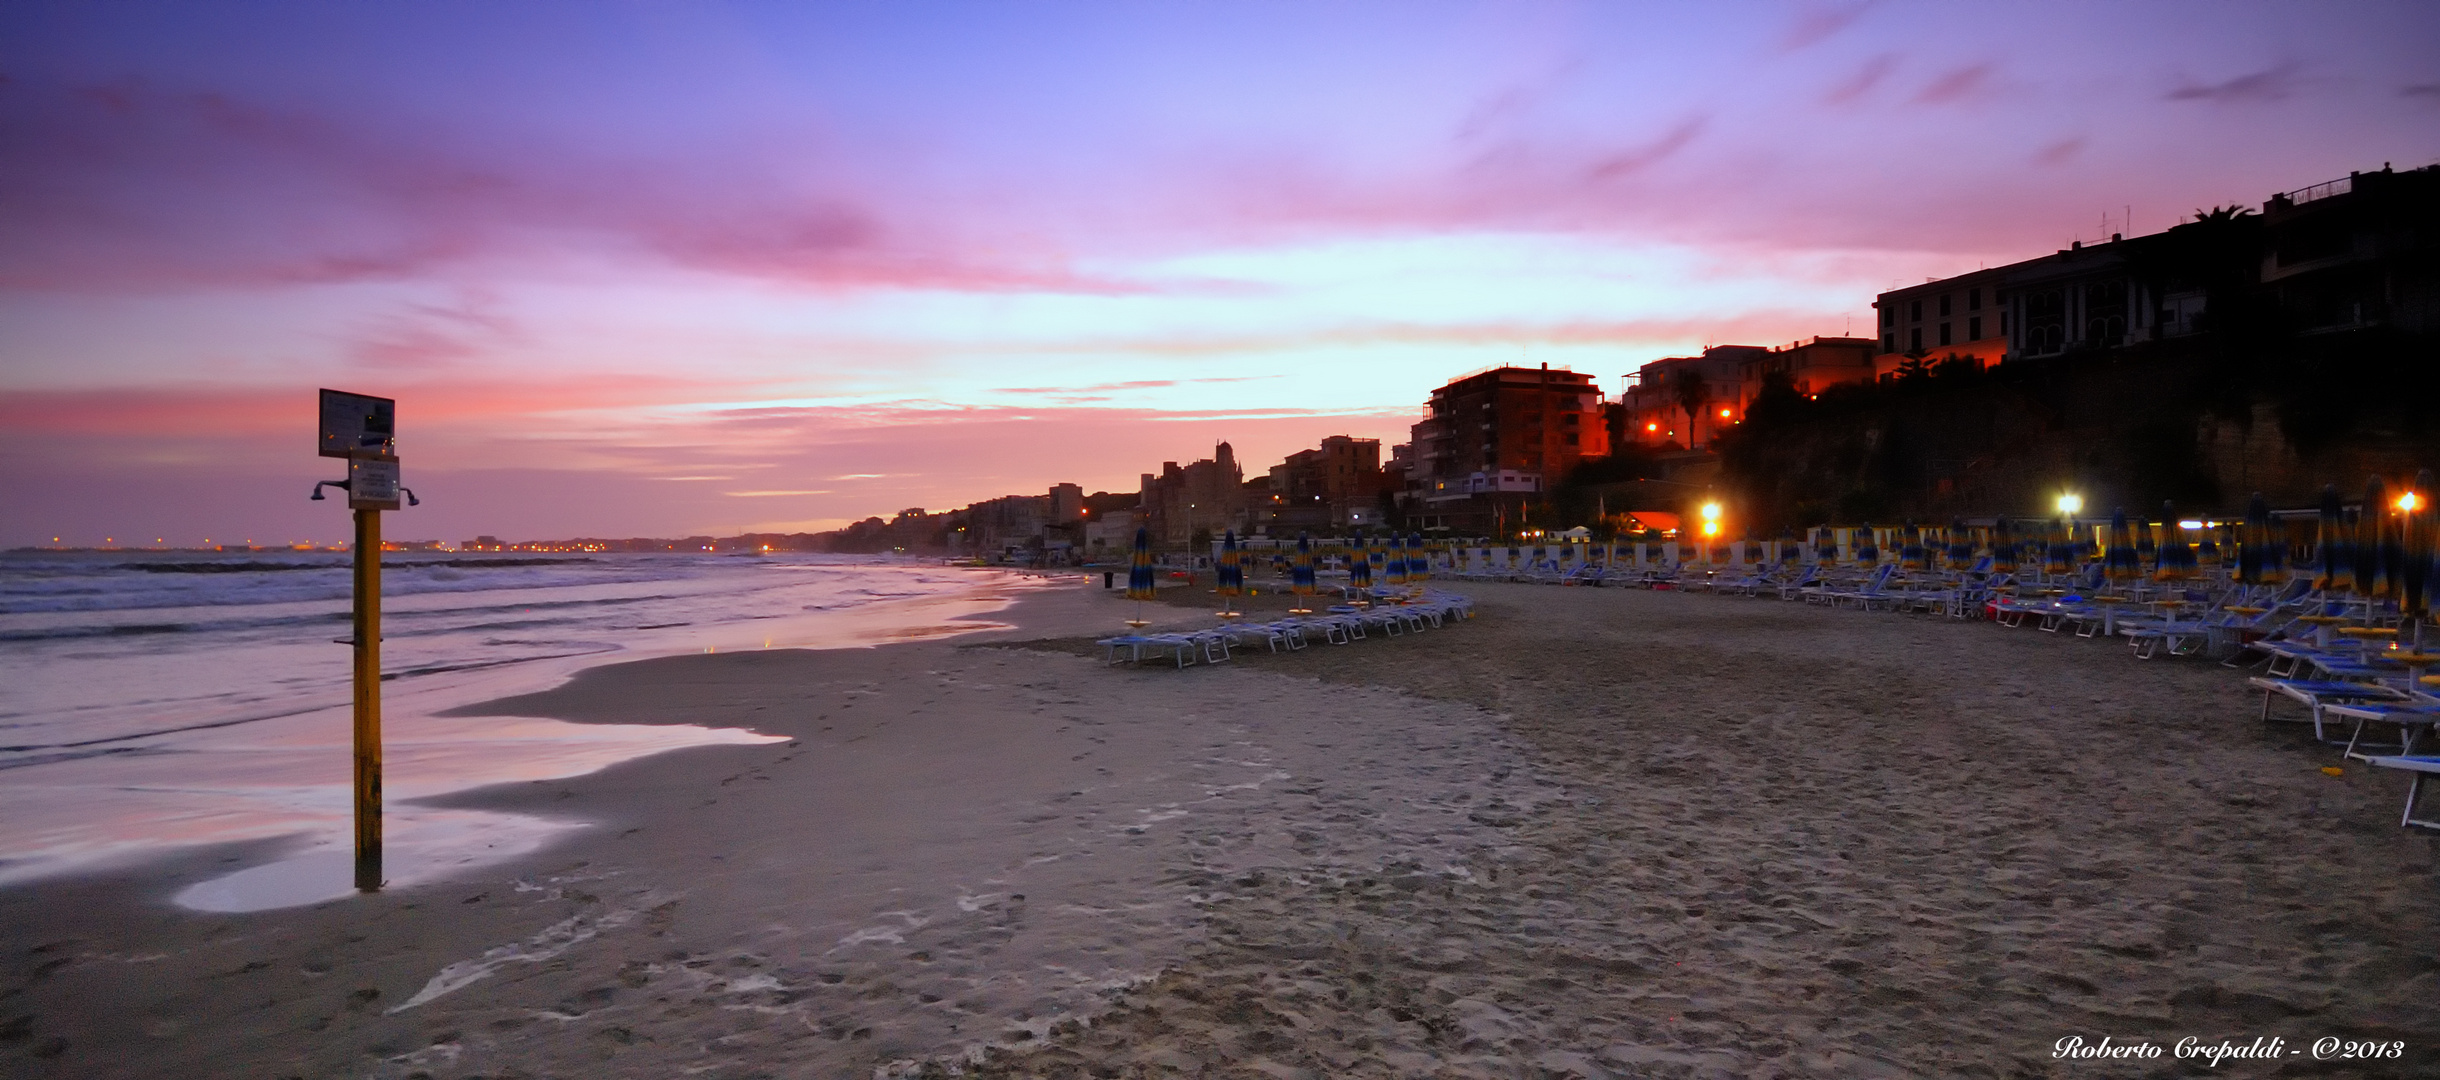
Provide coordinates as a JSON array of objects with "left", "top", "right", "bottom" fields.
[{"left": 316, "top": 390, "right": 406, "bottom": 893}]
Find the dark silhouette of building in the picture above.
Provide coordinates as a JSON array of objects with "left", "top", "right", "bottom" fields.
[{"left": 1141, "top": 442, "right": 1247, "bottom": 545}]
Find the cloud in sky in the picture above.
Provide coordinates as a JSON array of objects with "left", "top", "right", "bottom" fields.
[
  {"left": 2166, "top": 61, "right": 2304, "bottom": 104},
  {"left": 3, "top": 1, "right": 2436, "bottom": 543}
]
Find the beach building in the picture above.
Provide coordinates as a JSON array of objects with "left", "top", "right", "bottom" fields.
[
  {"left": 1869, "top": 162, "right": 2436, "bottom": 378},
  {"left": 1141, "top": 442, "right": 1248, "bottom": 546},
  {"left": 1405, "top": 364, "right": 1607, "bottom": 532},
  {"left": 1411, "top": 364, "right": 1608, "bottom": 485},
  {"left": 2258, "top": 163, "right": 2440, "bottom": 336},
  {"left": 1082, "top": 508, "right": 1138, "bottom": 552},
  {"left": 1617, "top": 338, "right": 1882, "bottom": 450},
  {"left": 1256, "top": 435, "right": 1387, "bottom": 534},
  {"left": 1617, "top": 346, "right": 1764, "bottom": 449},
  {"left": 1744, "top": 336, "right": 1883, "bottom": 397}
]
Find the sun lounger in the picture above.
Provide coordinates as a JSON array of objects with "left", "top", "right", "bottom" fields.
[
  {"left": 2329, "top": 697, "right": 2440, "bottom": 761},
  {"left": 2364, "top": 755, "right": 2440, "bottom": 830},
  {"left": 2246, "top": 677, "right": 2410, "bottom": 742}
]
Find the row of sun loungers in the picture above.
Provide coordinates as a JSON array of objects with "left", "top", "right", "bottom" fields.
[{"left": 1095, "top": 589, "right": 1476, "bottom": 670}]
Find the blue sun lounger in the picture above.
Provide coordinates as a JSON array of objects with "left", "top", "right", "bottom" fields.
[{"left": 2366, "top": 756, "right": 2440, "bottom": 830}]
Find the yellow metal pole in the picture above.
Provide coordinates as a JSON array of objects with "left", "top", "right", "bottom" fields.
[{"left": 353, "top": 507, "right": 382, "bottom": 892}]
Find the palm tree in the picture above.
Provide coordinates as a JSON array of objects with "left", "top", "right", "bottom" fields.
[{"left": 1668, "top": 367, "right": 1710, "bottom": 449}]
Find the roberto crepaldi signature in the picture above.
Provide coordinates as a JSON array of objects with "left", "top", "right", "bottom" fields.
[{"left": 2054, "top": 1036, "right": 2408, "bottom": 1067}]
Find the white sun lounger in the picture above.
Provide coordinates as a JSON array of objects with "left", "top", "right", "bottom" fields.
[{"left": 2365, "top": 755, "right": 2440, "bottom": 830}]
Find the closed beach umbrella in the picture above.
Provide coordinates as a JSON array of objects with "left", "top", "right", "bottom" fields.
[
  {"left": 1781, "top": 528, "right": 1802, "bottom": 566},
  {"left": 1410, "top": 532, "right": 1431, "bottom": 582},
  {"left": 1991, "top": 519, "right": 2018, "bottom": 575},
  {"left": 1384, "top": 532, "right": 1408, "bottom": 586},
  {"left": 1853, "top": 523, "right": 1879, "bottom": 566},
  {"left": 1814, "top": 526, "right": 1838, "bottom": 563},
  {"left": 2156, "top": 501, "right": 2197, "bottom": 581},
  {"left": 2316, "top": 485, "right": 2347, "bottom": 593},
  {"left": 1291, "top": 533, "right": 1317, "bottom": 598},
  {"left": 1218, "top": 530, "right": 1243, "bottom": 597},
  {"left": 2405, "top": 469, "right": 2434, "bottom": 621},
  {"left": 2104, "top": 508, "right": 2140, "bottom": 583},
  {"left": 1126, "top": 527, "right": 1158, "bottom": 601},
  {"left": 1946, "top": 519, "right": 1975, "bottom": 571},
  {"left": 2045, "top": 518, "right": 2073, "bottom": 576},
  {"left": 2238, "top": 493, "right": 2271, "bottom": 585},
  {"left": 1348, "top": 532, "right": 1373, "bottom": 591},
  {"left": 1899, "top": 521, "right": 1926, "bottom": 571},
  {"left": 2196, "top": 519, "right": 2224, "bottom": 569},
  {"left": 2362, "top": 476, "right": 2394, "bottom": 600}
]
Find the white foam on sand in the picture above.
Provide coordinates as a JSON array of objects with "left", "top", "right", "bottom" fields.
[{"left": 0, "top": 564, "right": 1056, "bottom": 909}]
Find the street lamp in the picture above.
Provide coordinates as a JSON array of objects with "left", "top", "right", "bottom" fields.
[{"left": 2055, "top": 493, "right": 2083, "bottom": 516}]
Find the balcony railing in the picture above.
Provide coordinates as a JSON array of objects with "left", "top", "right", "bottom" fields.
[{"left": 2284, "top": 175, "right": 2352, "bottom": 206}]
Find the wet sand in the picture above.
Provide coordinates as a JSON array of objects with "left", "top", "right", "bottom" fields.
[{"left": 4, "top": 578, "right": 2438, "bottom": 1078}]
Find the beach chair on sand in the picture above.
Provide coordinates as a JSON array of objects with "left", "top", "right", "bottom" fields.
[
  {"left": 1773, "top": 564, "right": 1820, "bottom": 600},
  {"left": 2246, "top": 677, "right": 2411, "bottom": 743},
  {"left": 2366, "top": 756, "right": 2440, "bottom": 829},
  {"left": 1826, "top": 564, "right": 1899, "bottom": 610},
  {"left": 2330, "top": 694, "right": 2440, "bottom": 762}
]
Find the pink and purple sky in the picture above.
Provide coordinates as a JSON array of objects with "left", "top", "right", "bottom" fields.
[{"left": 3, "top": 1, "right": 2436, "bottom": 546}]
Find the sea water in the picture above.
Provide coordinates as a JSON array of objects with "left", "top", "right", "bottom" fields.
[{"left": 0, "top": 550, "right": 1051, "bottom": 910}]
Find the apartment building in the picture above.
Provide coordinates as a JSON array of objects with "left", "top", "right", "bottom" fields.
[{"left": 1411, "top": 364, "right": 1609, "bottom": 487}]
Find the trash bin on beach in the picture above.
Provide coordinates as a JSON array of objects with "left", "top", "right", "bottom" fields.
[{"left": 1104, "top": 571, "right": 1114, "bottom": 588}]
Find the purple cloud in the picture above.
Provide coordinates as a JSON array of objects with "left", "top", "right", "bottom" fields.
[
  {"left": 1823, "top": 54, "right": 1896, "bottom": 106},
  {"left": 1913, "top": 63, "right": 1996, "bottom": 105},
  {"left": 2166, "top": 62, "right": 2302, "bottom": 103},
  {"left": 2034, "top": 138, "right": 2086, "bottom": 167},
  {"left": 1780, "top": 2, "right": 1874, "bottom": 51},
  {"left": 1585, "top": 116, "right": 1708, "bottom": 182}
]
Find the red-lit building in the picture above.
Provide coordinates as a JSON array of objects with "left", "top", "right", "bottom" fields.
[{"left": 1411, "top": 364, "right": 1609, "bottom": 487}]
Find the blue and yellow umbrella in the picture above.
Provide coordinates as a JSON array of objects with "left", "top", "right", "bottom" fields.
[
  {"left": 1347, "top": 532, "right": 1373, "bottom": 591},
  {"left": 2237, "top": 493, "right": 2272, "bottom": 585},
  {"left": 2315, "top": 485, "right": 2347, "bottom": 593},
  {"left": 2362, "top": 476, "right": 2394, "bottom": 600},
  {"left": 1899, "top": 521, "right": 1927, "bottom": 572},
  {"left": 1409, "top": 532, "right": 1431, "bottom": 582},
  {"left": 2155, "top": 501, "right": 2197, "bottom": 581},
  {"left": 2044, "top": 517, "right": 2074, "bottom": 577},
  {"left": 1990, "top": 519, "right": 2018, "bottom": 575},
  {"left": 1385, "top": 532, "right": 1409, "bottom": 586},
  {"left": 1217, "top": 529, "right": 1243, "bottom": 613},
  {"left": 1290, "top": 533, "right": 1317, "bottom": 612},
  {"left": 1124, "top": 526, "right": 1158, "bottom": 626},
  {"left": 2404, "top": 470, "right": 2433, "bottom": 623},
  {"left": 1814, "top": 526, "right": 1838, "bottom": 564},
  {"left": 2103, "top": 507, "right": 2141, "bottom": 583},
  {"left": 1946, "top": 519, "right": 1975, "bottom": 571},
  {"left": 1853, "top": 524, "right": 1879, "bottom": 566}
]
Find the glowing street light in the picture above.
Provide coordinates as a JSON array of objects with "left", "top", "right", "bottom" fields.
[
  {"left": 2400, "top": 490, "right": 2423, "bottom": 513},
  {"left": 1699, "top": 501, "right": 1723, "bottom": 537},
  {"left": 2056, "top": 493, "right": 2084, "bottom": 516}
]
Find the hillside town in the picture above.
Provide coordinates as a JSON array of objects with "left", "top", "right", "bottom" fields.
[{"left": 465, "top": 160, "right": 2438, "bottom": 560}]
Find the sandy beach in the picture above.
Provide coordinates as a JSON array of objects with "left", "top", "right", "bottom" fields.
[{"left": 4, "top": 577, "right": 2438, "bottom": 1078}]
